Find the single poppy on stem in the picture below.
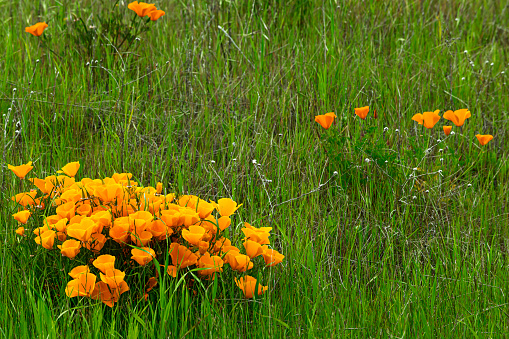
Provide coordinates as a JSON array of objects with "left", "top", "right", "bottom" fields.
[
  {"left": 314, "top": 112, "right": 336, "bottom": 130},
  {"left": 475, "top": 134, "right": 493, "bottom": 146},
  {"left": 25, "top": 22, "right": 48, "bottom": 37},
  {"left": 443, "top": 126, "right": 452, "bottom": 136}
]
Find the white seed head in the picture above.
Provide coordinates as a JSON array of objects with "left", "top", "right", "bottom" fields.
[
  {"left": 450, "top": 131, "right": 455, "bottom": 135},
  {"left": 210, "top": 160, "right": 215, "bottom": 164},
  {"left": 333, "top": 171, "right": 338, "bottom": 176}
]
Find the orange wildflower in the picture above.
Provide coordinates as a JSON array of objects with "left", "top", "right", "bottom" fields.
[
  {"left": 354, "top": 106, "right": 369, "bottom": 120},
  {"left": 12, "top": 210, "right": 31, "bottom": 224},
  {"left": 58, "top": 161, "right": 80, "bottom": 177},
  {"left": 128, "top": 1, "right": 157, "bottom": 17},
  {"left": 8, "top": 162, "right": 34, "bottom": 179},
  {"left": 475, "top": 134, "right": 493, "bottom": 146},
  {"left": 314, "top": 112, "right": 337, "bottom": 130},
  {"left": 443, "top": 126, "right": 452, "bottom": 136},
  {"left": 131, "top": 247, "right": 156, "bottom": 266},
  {"left": 148, "top": 9, "right": 165, "bottom": 21},
  {"left": 443, "top": 109, "right": 471, "bottom": 127},
  {"left": 25, "top": 22, "right": 48, "bottom": 37},
  {"left": 234, "top": 276, "right": 268, "bottom": 298},
  {"left": 411, "top": 110, "right": 441, "bottom": 129}
]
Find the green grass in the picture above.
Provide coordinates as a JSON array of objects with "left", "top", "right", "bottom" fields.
[{"left": 1, "top": 0, "right": 509, "bottom": 337}]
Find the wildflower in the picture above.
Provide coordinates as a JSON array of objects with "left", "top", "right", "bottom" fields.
[
  {"left": 128, "top": 1, "right": 157, "bottom": 17},
  {"left": 182, "top": 225, "right": 206, "bottom": 246},
  {"left": 58, "top": 239, "right": 81, "bottom": 259},
  {"left": 35, "top": 230, "right": 56, "bottom": 249},
  {"left": 131, "top": 247, "right": 156, "bottom": 266},
  {"left": 12, "top": 210, "right": 31, "bottom": 224},
  {"left": 16, "top": 227, "right": 25, "bottom": 236},
  {"left": 169, "top": 243, "right": 198, "bottom": 269},
  {"left": 235, "top": 276, "right": 268, "bottom": 298},
  {"left": 261, "top": 248, "right": 285, "bottom": 267},
  {"left": 65, "top": 273, "right": 97, "bottom": 298},
  {"left": 354, "top": 106, "right": 369, "bottom": 120},
  {"left": 211, "top": 198, "right": 243, "bottom": 217},
  {"left": 443, "top": 126, "right": 452, "bottom": 136},
  {"left": 58, "top": 161, "right": 80, "bottom": 177},
  {"left": 93, "top": 255, "right": 116, "bottom": 273},
  {"left": 197, "top": 252, "right": 224, "bottom": 277},
  {"left": 443, "top": 109, "right": 471, "bottom": 127},
  {"left": 411, "top": 110, "right": 441, "bottom": 129},
  {"left": 100, "top": 269, "right": 126, "bottom": 289},
  {"left": 8, "top": 161, "right": 34, "bottom": 179},
  {"left": 314, "top": 112, "right": 337, "bottom": 129},
  {"left": 167, "top": 265, "right": 177, "bottom": 277},
  {"left": 475, "top": 134, "right": 493, "bottom": 146},
  {"left": 148, "top": 9, "right": 165, "bottom": 21},
  {"left": 243, "top": 239, "right": 264, "bottom": 258},
  {"left": 226, "top": 253, "right": 253, "bottom": 272},
  {"left": 25, "top": 22, "right": 48, "bottom": 37}
]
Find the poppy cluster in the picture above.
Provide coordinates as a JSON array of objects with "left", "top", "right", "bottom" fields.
[
  {"left": 128, "top": 1, "right": 165, "bottom": 21},
  {"left": 10, "top": 161, "right": 284, "bottom": 305},
  {"left": 410, "top": 108, "right": 493, "bottom": 146}
]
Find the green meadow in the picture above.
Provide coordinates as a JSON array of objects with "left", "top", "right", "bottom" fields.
[{"left": 1, "top": 0, "right": 509, "bottom": 337}]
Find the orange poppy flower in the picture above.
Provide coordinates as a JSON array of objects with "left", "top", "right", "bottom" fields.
[
  {"left": 100, "top": 269, "right": 126, "bottom": 289},
  {"left": 211, "top": 198, "right": 243, "bottom": 217},
  {"left": 65, "top": 273, "right": 96, "bottom": 298},
  {"left": 354, "top": 106, "right": 369, "bottom": 120},
  {"left": 58, "top": 161, "right": 80, "bottom": 177},
  {"left": 148, "top": 9, "right": 165, "bottom": 21},
  {"left": 197, "top": 252, "right": 224, "bottom": 276},
  {"left": 169, "top": 243, "right": 198, "bottom": 269},
  {"left": 475, "top": 134, "right": 493, "bottom": 146},
  {"left": 16, "top": 227, "right": 25, "bottom": 236},
  {"left": 167, "top": 265, "right": 177, "bottom": 277},
  {"left": 411, "top": 110, "right": 441, "bottom": 129},
  {"left": 243, "top": 239, "right": 264, "bottom": 258},
  {"left": 8, "top": 161, "right": 34, "bottom": 179},
  {"left": 35, "top": 230, "right": 56, "bottom": 249},
  {"left": 443, "top": 126, "right": 452, "bottom": 136},
  {"left": 443, "top": 109, "right": 471, "bottom": 127},
  {"left": 58, "top": 239, "right": 81, "bottom": 259},
  {"left": 93, "top": 255, "right": 116, "bottom": 273},
  {"left": 131, "top": 247, "right": 156, "bottom": 266},
  {"left": 25, "top": 22, "right": 48, "bottom": 37},
  {"left": 227, "top": 253, "right": 253, "bottom": 272},
  {"left": 128, "top": 1, "right": 157, "bottom": 17},
  {"left": 234, "top": 276, "right": 268, "bottom": 298},
  {"left": 182, "top": 225, "right": 206, "bottom": 246},
  {"left": 314, "top": 112, "right": 337, "bottom": 129},
  {"left": 13, "top": 210, "right": 31, "bottom": 224},
  {"left": 262, "top": 248, "right": 285, "bottom": 267}
]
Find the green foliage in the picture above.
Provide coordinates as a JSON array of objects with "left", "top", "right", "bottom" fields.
[{"left": 1, "top": 0, "right": 509, "bottom": 337}]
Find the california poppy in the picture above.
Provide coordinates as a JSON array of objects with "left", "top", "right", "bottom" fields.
[
  {"left": 8, "top": 161, "right": 34, "bottom": 179},
  {"left": 25, "top": 22, "right": 48, "bottom": 37},
  {"left": 128, "top": 1, "right": 157, "bottom": 17},
  {"left": 314, "top": 112, "right": 337, "bottom": 129},
  {"left": 234, "top": 276, "right": 268, "bottom": 298},
  {"left": 58, "top": 161, "right": 80, "bottom": 177},
  {"left": 131, "top": 247, "right": 156, "bottom": 266},
  {"left": 443, "top": 109, "right": 471, "bottom": 127},
  {"left": 13, "top": 210, "right": 31, "bottom": 224},
  {"left": 148, "top": 9, "right": 165, "bottom": 21},
  {"left": 411, "top": 110, "right": 441, "bottom": 129},
  {"left": 443, "top": 126, "right": 452, "bottom": 136},
  {"left": 354, "top": 106, "right": 369, "bottom": 120},
  {"left": 58, "top": 239, "right": 81, "bottom": 259},
  {"left": 211, "top": 198, "right": 243, "bottom": 217},
  {"left": 475, "top": 134, "right": 493, "bottom": 146}
]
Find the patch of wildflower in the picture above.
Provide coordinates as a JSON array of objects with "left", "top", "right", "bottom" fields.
[{"left": 10, "top": 161, "right": 284, "bottom": 306}]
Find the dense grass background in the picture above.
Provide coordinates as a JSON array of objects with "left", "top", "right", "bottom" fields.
[{"left": 1, "top": 0, "right": 508, "bottom": 337}]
